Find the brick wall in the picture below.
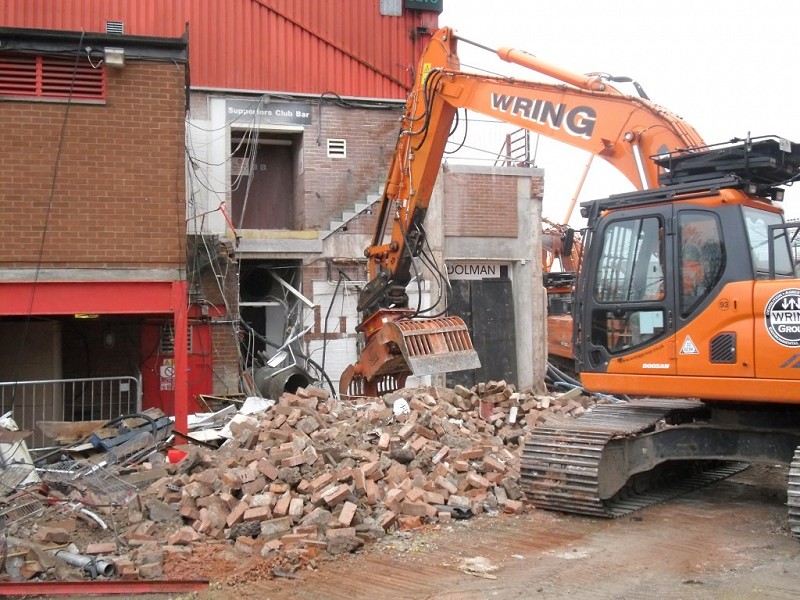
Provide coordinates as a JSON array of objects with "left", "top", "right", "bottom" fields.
[
  {"left": 443, "top": 171, "right": 521, "bottom": 237},
  {"left": 0, "top": 61, "right": 186, "bottom": 268},
  {"left": 301, "top": 103, "right": 402, "bottom": 230},
  {"left": 210, "top": 320, "right": 241, "bottom": 395}
]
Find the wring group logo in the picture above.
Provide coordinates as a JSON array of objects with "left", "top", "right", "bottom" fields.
[{"left": 765, "top": 289, "right": 800, "bottom": 347}]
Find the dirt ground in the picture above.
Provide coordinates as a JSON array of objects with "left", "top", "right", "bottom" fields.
[
  {"left": 101, "top": 463, "right": 798, "bottom": 600},
  {"left": 14, "top": 463, "right": 800, "bottom": 599}
]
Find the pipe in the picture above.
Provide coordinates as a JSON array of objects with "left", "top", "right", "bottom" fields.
[
  {"left": 53, "top": 550, "right": 115, "bottom": 579},
  {"left": 68, "top": 502, "right": 108, "bottom": 530}
]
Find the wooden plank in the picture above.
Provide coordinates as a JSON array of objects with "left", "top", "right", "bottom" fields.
[{"left": 36, "top": 420, "right": 105, "bottom": 444}]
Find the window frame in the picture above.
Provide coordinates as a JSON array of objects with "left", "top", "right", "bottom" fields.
[{"left": 678, "top": 210, "right": 726, "bottom": 317}]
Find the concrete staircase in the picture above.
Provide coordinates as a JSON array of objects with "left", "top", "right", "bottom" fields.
[{"left": 320, "top": 187, "right": 383, "bottom": 240}]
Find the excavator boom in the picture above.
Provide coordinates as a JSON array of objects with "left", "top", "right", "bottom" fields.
[{"left": 341, "top": 27, "right": 704, "bottom": 396}]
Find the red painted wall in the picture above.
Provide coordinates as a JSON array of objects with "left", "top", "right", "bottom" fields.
[
  {"left": 0, "top": 0, "right": 439, "bottom": 98},
  {"left": 140, "top": 321, "right": 212, "bottom": 416}
]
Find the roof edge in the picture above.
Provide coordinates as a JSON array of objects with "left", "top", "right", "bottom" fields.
[{"left": 0, "top": 26, "right": 188, "bottom": 62}]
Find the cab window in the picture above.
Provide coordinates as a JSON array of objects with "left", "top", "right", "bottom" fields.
[
  {"left": 594, "top": 217, "right": 664, "bottom": 302},
  {"left": 591, "top": 217, "right": 665, "bottom": 353},
  {"left": 679, "top": 211, "right": 724, "bottom": 316},
  {"left": 743, "top": 206, "right": 793, "bottom": 277}
]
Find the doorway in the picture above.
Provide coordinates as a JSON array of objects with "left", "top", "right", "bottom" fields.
[
  {"left": 231, "top": 133, "right": 300, "bottom": 230},
  {"left": 446, "top": 277, "right": 518, "bottom": 388}
]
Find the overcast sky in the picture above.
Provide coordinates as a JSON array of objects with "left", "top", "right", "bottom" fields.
[{"left": 438, "top": 0, "right": 800, "bottom": 225}]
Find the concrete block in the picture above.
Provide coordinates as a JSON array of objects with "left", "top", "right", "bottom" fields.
[
  {"left": 288, "top": 498, "right": 305, "bottom": 522},
  {"left": 260, "top": 516, "right": 293, "bottom": 540}
]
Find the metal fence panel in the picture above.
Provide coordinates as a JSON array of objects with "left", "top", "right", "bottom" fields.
[{"left": 0, "top": 376, "right": 141, "bottom": 449}]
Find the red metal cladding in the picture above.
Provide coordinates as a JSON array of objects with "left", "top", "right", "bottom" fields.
[
  {"left": 1, "top": 281, "right": 179, "bottom": 315},
  {"left": 0, "top": 579, "right": 209, "bottom": 596},
  {"left": 0, "top": 0, "right": 439, "bottom": 98}
]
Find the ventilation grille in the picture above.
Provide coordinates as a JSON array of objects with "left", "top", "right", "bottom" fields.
[
  {"left": 327, "top": 139, "right": 347, "bottom": 158},
  {"left": 0, "top": 54, "right": 105, "bottom": 100},
  {"left": 160, "top": 324, "right": 193, "bottom": 354},
  {"left": 710, "top": 332, "right": 736, "bottom": 364},
  {"left": 106, "top": 21, "right": 125, "bottom": 34}
]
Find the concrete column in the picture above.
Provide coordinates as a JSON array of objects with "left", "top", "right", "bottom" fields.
[
  {"left": 513, "top": 177, "right": 546, "bottom": 393},
  {"left": 427, "top": 167, "right": 445, "bottom": 313},
  {"left": 514, "top": 177, "right": 547, "bottom": 392},
  {"left": 426, "top": 167, "right": 446, "bottom": 388}
]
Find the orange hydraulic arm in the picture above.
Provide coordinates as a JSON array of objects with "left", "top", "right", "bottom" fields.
[
  {"left": 343, "top": 26, "right": 706, "bottom": 396},
  {"left": 357, "top": 27, "right": 705, "bottom": 319}
]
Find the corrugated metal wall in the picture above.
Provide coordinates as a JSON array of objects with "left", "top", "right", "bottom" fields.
[{"left": 0, "top": 0, "right": 438, "bottom": 98}]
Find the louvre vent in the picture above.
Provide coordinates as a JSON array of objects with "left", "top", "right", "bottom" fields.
[
  {"left": 106, "top": 21, "right": 125, "bottom": 34},
  {"left": 710, "top": 332, "right": 736, "bottom": 364},
  {"left": 160, "top": 323, "right": 193, "bottom": 354},
  {"left": 0, "top": 54, "right": 105, "bottom": 100},
  {"left": 327, "top": 139, "right": 347, "bottom": 158}
]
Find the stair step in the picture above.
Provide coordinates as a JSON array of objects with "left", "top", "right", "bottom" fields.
[{"left": 321, "top": 186, "right": 384, "bottom": 240}]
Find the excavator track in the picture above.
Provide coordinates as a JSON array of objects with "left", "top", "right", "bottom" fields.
[
  {"left": 520, "top": 399, "right": 749, "bottom": 518},
  {"left": 787, "top": 447, "right": 800, "bottom": 537}
]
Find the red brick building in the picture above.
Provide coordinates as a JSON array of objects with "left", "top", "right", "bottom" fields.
[
  {"left": 1, "top": 1, "right": 546, "bottom": 434},
  {"left": 0, "top": 26, "right": 193, "bottom": 437}
]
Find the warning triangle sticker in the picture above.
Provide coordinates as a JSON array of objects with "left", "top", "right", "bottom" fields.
[{"left": 680, "top": 335, "right": 700, "bottom": 355}]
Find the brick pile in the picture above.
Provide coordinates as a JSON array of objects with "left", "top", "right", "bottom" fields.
[{"left": 2, "top": 381, "right": 605, "bottom": 582}]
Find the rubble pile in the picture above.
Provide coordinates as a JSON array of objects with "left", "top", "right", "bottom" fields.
[{"left": 0, "top": 381, "right": 606, "bottom": 583}]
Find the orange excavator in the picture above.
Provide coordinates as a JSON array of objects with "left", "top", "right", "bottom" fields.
[
  {"left": 339, "top": 26, "right": 703, "bottom": 396},
  {"left": 543, "top": 220, "right": 582, "bottom": 362},
  {"left": 341, "top": 27, "right": 800, "bottom": 537}
]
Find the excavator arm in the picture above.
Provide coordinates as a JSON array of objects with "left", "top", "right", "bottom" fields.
[{"left": 340, "top": 26, "right": 705, "bottom": 396}]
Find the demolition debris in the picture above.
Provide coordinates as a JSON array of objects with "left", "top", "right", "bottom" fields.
[{"left": 0, "top": 381, "right": 607, "bottom": 585}]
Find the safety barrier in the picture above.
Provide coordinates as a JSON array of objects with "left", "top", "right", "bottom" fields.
[{"left": 0, "top": 376, "right": 141, "bottom": 450}]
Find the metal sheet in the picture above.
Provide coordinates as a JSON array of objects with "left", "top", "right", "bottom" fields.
[
  {"left": 0, "top": 579, "right": 208, "bottom": 596},
  {"left": 0, "top": 0, "right": 439, "bottom": 98}
]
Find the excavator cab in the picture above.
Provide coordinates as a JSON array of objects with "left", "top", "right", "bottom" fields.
[{"left": 575, "top": 136, "right": 800, "bottom": 402}]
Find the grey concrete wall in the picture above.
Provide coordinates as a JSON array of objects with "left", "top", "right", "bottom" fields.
[{"left": 440, "top": 165, "right": 546, "bottom": 392}]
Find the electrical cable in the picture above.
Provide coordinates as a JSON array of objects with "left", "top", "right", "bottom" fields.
[
  {"left": 443, "top": 108, "right": 468, "bottom": 155},
  {"left": 413, "top": 226, "right": 453, "bottom": 318}
]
